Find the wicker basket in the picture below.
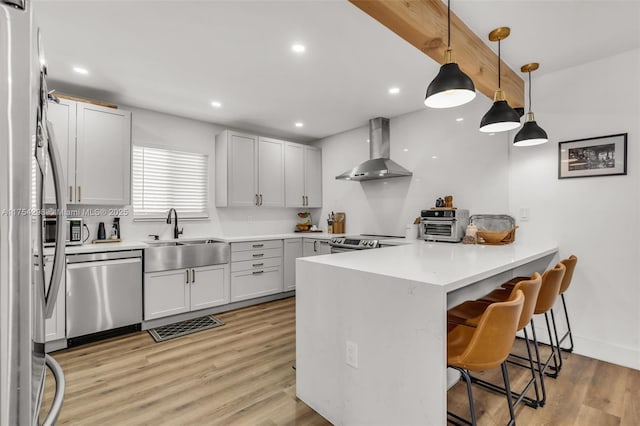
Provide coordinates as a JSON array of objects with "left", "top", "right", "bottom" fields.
[{"left": 476, "top": 226, "right": 518, "bottom": 245}]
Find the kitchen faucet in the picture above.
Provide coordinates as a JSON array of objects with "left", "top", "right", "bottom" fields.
[{"left": 166, "top": 208, "right": 183, "bottom": 239}]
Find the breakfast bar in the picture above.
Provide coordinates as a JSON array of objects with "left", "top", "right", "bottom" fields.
[{"left": 295, "top": 240, "right": 558, "bottom": 426}]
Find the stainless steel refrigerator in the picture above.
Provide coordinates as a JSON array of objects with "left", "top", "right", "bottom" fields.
[{"left": 0, "top": 0, "right": 67, "bottom": 424}]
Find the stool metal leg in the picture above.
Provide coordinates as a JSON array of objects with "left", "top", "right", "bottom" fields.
[
  {"left": 544, "top": 312, "right": 561, "bottom": 378},
  {"left": 447, "top": 367, "right": 476, "bottom": 426},
  {"left": 501, "top": 362, "right": 516, "bottom": 426},
  {"left": 549, "top": 308, "right": 564, "bottom": 372},
  {"left": 556, "top": 294, "right": 575, "bottom": 352},
  {"left": 529, "top": 319, "right": 547, "bottom": 407}
]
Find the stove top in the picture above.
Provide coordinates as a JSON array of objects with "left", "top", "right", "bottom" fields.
[{"left": 329, "top": 234, "right": 401, "bottom": 249}]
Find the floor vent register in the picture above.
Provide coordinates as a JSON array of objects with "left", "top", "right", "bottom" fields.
[{"left": 148, "top": 315, "right": 225, "bottom": 342}]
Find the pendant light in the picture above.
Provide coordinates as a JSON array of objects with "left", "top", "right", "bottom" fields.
[
  {"left": 479, "top": 27, "right": 521, "bottom": 133},
  {"left": 424, "top": 0, "right": 476, "bottom": 108},
  {"left": 514, "top": 63, "right": 548, "bottom": 146}
]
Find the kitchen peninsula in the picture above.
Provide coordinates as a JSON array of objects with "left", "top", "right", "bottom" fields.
[{"left": 295, "top": 240, "right": 558, "bottom": 425}]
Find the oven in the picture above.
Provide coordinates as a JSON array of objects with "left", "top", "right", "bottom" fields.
[{"left": 419, "top": 209, "right": 469, "bottom": 243}]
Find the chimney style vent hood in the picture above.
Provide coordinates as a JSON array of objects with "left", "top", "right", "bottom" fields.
[{"left": 336, "top": 117, "right": 412, "bottom": 181}]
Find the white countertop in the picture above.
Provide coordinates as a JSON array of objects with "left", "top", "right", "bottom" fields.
[
  {"left": 43, "top": 232, "right": 345, "bottom": 255},
  {"left": 299, "top": 239, "right": 558, "bottom": 291}
]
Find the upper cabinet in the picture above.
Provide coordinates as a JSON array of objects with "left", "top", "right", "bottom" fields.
[
  {"left": 216, "top": 131, "right": 285, "bottom": 207},
  {"left": 46, "top": 98, "right": 131, "bottom": 206},
  {"left": 284, "top": 143, "right": 322, "bottom": 208},
  {"left": 216, "top": 130, "right": 320, "bottom": 208}
]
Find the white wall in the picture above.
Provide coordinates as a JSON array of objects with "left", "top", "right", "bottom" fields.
[
  {"left": 79, "top": 106, "right": 308, "bottom": 241},
  {"left": 508, "top": 49, "right": 640, "bottom": 369},
  {"left": 314, "top": 94, "right": 510, "bottom": 236}
]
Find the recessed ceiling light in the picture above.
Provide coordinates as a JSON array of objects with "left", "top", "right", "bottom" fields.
[
  {"left": 403, "top": 148, "right": 409, "bottom": 152},
  {"left": 366, "top": 139, "right": 370, "bottom": 143},
  {"left": 210, "top": 101, "right": 222, "bottom": 108},
  {"left": 389, "top": 87, "right": 400, "bottom": 95},
  {"left": 432, "top": 155, "right": 438, "bottom": 159},
  {"left": 291, "top": 44, "right": 306, "bottom": 53},
  {"left": 295, "top": 122, "right": 304, "bottom": 128},
  {"left": 456, "top": 117, "right": 464, "bottom": 122},
  {"left": 489, "top": 133, "right": 496, "bottom": 136},
  {"left": 73, "top": 66, "right": 88, "bottom": 75}
]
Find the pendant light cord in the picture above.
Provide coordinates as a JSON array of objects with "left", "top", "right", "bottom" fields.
[
  {"left": 497, "top": 39, "right": 501, "bottom": 89},
  {"left": 447, "top": 0, "right": 451, "bottom": 48},
  {"left": 528, "top": 71, "right": 532, "bottom": 112}
]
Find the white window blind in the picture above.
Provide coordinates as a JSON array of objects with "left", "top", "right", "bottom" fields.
[{"left": 132, "top": 145, "right": 209, "bottom": 219}]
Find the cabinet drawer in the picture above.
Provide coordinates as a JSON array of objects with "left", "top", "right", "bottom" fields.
[
  {"left": 231, "top": 256, "right": 281, "bottom": 273},
  {"left": 232, "top": 247, "right": 282, "bottom": 262},
  {"left": 231, "top": 267, "right": 283, "bottom": 302},
  {"left": 231, "top": 240, "right": 283, "bottom": 252}
]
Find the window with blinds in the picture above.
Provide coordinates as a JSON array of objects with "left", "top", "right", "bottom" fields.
[{"left": 132, "top": 145, "right": 209, "bottom": 219}]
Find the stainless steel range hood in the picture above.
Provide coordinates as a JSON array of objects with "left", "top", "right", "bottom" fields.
[{"left": 336, "top": 117, "right": 412, "bottom": 181}]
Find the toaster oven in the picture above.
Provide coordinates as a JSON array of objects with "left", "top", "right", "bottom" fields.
[
  {"left": 44, "top": 217, "right": 84, "bottom": 247},
  {"left": 419, "top": 209, "right": 469, "bottom": 243}
]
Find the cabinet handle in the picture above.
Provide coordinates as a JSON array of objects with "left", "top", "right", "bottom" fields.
[
  {"left": 185, "top": 270, "right": 189, "bottom": 284},
  {"left": 252, "top": 253, "right": 264, "bottom": 257},
  {"left": 192, "top": 269, "right": 195, "bottom": 283},
  {"left": 69, "top": 186, "right": 73, "bottom": 202},
  {"left": 77, "top": 186, "right": 81, "bottom": 202},
  {"left": 252, "top": 270, "right": 264, "bottom": 275},
  {"left": 252, "top": 243, "right": 264, "bottom": 248},
  {"left": 259, "top": 194, "right": 263, "bottom": 206},
  {"left": 313, "top": 240, "right": 318, "bottom": 252},
  {"left": 252, "top": 263, "right": 264, "bottom": 267},
  {"left": 255, "top": 194, "right": 259, "bottom": 206}
]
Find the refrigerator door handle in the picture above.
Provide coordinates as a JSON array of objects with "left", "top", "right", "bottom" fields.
[
  {"left": 40, "top": 355, "right": 65, "bottom": 426},
  {"left": 43, "top": 119, "right": 67, "bottom": 319}
]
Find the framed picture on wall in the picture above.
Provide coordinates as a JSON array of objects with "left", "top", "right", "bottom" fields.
[{"left": 558, "top": 133, "right": 627, "bottom": 179}]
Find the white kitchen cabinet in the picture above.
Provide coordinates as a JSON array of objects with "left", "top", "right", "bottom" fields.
[
  {"left": 230, "top": 240, "right": 283, "bottom": 302},
  {"left": 145, "top": 265, "right": 230, "bottom": 320},
  {"left": 75, "top": 103, "right": 131, "bottom": 205},
  {"left": 216, "top": 131, "right": 285, "bottom": 208},
  {"left": 284, "top": 238, "right": 302, "bottom": 291},
  {"left": 144, "top": 269, "right": 190, "bottom": 321},
  {"left": 46, "top": 99, "right": 131, "bottom": 205},
  {"left": 190, "top": 264, "right": 230, "bottom": 311},
  {"left": 43, "top": 256, "right": 66, "bottom": 343},
  {"left": 258, "top": 137, "right": 285, "bottom": 207},
  {"left": 284, "top": 143, "right": 323, "bottom": 208},
  {"left": 303, "top": 238, "right": 331, "bottom": 257},
  {"left": 304, "top": 146, "right": 323, "bottom": 208},
  {"left": 45, "top": 99, "right": 76, "bottom": 205}
]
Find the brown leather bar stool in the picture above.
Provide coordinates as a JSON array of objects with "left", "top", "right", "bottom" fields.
[
  {"left": 448, "top": 273, "right": 542, "bottom": 408},
  {"left": 483, "top": 263, "right": 566, "bottom": 405},
  {"left": 502, "top": 257, "right": 577, "bottom": 368},
  {"left": 447, "top": 290, "right": 524, "bottom": 426},
  {"left": 553, "top": 255, "right": 578, "bottom": 352}
]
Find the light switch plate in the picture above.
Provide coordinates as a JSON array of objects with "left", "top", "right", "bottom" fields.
[{"left": 519, "top": 208, "right": 530, "bottom": 222}]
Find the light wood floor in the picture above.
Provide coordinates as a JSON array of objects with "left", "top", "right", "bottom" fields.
[{"left": 41, "top": 297, "right": 639, "bottom": 425}]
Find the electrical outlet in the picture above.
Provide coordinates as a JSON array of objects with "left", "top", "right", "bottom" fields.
[
  {"left": 346, "top": 341, "right": 358, "bottom": 368},
  {"left": 519, "top": 208, "right": 530, "bottom": 222}
]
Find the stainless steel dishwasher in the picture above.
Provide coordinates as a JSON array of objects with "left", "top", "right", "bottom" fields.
[{"left": 66, "top": 250, "right": 143, "bottom": 340}]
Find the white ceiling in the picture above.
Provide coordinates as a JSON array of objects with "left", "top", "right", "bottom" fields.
[{"left": 35, "top": 1, "right": 640, "bottom": 142}]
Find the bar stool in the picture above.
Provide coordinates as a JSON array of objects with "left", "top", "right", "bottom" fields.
[
  {"left": 483, "top": 263, "right": 566, "bottom": 405},
  {"left": 554, "top": 255, "right": 578, "bottom": 352},
  {"left": 447, "top": 290, "right": 524, "bottom": 426},
  {"left": 447, "top": 272, "right": 542, "bottom": 408}
]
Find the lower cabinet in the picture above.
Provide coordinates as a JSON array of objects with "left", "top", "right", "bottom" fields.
[
  {"left": 44, "top": 256, "right": 66, "bottom": 342},
  {"left": 144, "top": 264, "right": 229, "bottom": 321},
  {"left": 231, "top": 240, "right": 283, "bottom": 302},
  {"left": 302, "top": 238, "right": 331, "bottom": 257},
  {"left": 284, "top": 238, "right": 302, "bottom": 291}
]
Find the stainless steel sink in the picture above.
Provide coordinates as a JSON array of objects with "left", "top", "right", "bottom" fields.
[
  {"left": 145, "top": 240, "right": 230, "bottom": 273},
  {"left": 146, "top": 241, "right": 185, "bottom": 247}
]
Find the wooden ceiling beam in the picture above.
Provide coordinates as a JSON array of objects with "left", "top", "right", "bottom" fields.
[{"left": 349, "top": 0, "right": 524, "bottom": 108}]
